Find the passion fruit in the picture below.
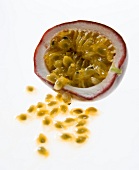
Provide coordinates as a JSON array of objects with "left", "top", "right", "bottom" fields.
[{"left": 34, "top": 20, "right": 127, "bottom": 100}]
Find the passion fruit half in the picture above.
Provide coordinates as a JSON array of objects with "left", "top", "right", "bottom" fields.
[{"left": 34, "top": 20, "right": 127, "bottom": 100}]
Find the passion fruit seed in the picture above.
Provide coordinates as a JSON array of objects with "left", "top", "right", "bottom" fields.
[
  {"left": 37, "top": 109, "right": 48, "bottom": 116},
  {"left": 76, "top": 136, "right": 87, "bottom": 144},
  {"left": 26, "top": 86, "right": 35, "bottom": 92},
  {"left": 54, "top": 76, "right": 69, "bottom": 90},
  {"left": 76, "top": 120, "right": 87, "bottom": 127},
  {"left": 70, "top": 108, "right": 84, "bottom": 115},
  {"left": 49, "top": 108, "right": 59, "bottom": 117},
  {"left": 37, "top": 146, "right": 49, "bottom": 157},
  {"left": 85, "top": 107, "right": 98, "bottom": 116},
  {"left": 37, "top": 133, "right": 47, "bottom": 144},
  {"left": 47, "top": 101, "right": 58, "bottom": 106},
  {"left": 64, "top": 117, "right": 75, "bottom": 123},
  {"left": 62, "top": 92, "right": 72, "bottom": 104},
  {"left": 27, "top": 105, "right": 36, "bottom": 113},
  {"left": 59, "top": 104, "right": 68, "bottom": 113},
  {"left": 76, "top": 127, "right": 89, "bottom": 134},
  {"left": 46, "top": 73, "right": 58, "bottom": 84},
  {"left": 42, "top": 116, "right": 52, "bottom": 125},
  {"left": 55, "top": 93, "right": 62, "bottom": 101},
  {"left": 17, "top": 113, "right": 27, "bottom": 121},
  {"left": 78, "top": 114, "right": 89, "bottom": 119},
  {"left": 54, "top": 121, "right": 65, "bottom": 129},
  {"left": 45, "top": 94, "right": 53, "bottom": 102},
  {"left": 64, "top": 118, "right": 76, "bottom": 126},
  {"left": 60, "top": 133, "right": 73, "bottom": 141},
  {"left": 37, "top": 102, "right": 46, "bottom": 108}
]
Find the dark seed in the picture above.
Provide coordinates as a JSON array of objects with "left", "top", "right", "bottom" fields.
[
  {"left": 62, "top": 36, "right": 68, "bottom": 39},
  {"left": 51, "top": 41, "right": 55, "bottom": 45}
]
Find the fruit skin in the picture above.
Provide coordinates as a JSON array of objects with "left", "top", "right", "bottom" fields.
[{"left": 34, "top": 20, "right": 127, "bottom": 101}]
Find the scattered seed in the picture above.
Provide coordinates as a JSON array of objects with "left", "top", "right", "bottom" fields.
[
  {"left": 78, "top": 114, "right": 89, "bottom": 119},
  {"left": 59, "top": 104, "right": 68, "bottom": 113},
  {"left": 85, "top": 107, "right": 98, "bottom": 116},
  {"left": 76, "top": 120, "right": 87, "bottom": 127},
  {"left": 16, "top": 113, "right": 27, "bottom": 121},
  {"left": 62, "top": 92, "right": 72, "bottom": 104},
  {"left": 18, "top": 88, "right": 98, "bottom": 157},
  {"left": 49, "top": 108, "right": 59, "bottom": 117},
  {"left": 70, "top": 108, "right": 84, "bottom": 115},
  {"left": 55, "top": 93, "right": 62, "bottom": 101},
  {"left": 26, "top": 86, "right": 35, "bottom": 92},
  {"left": 65, "top": 117, "right": 75, "bottom": 123},
  {"left": 37, "top": 133, "right": 47, "bottom": 144},
  {"left": 47, "top": 101, "right": 57, "bottom": 106},
  {"left": 76, "top": 136, "right": 87, "bottom": 144},
  {"left": 37, "top": 146, "right": 49, "bottom": 157},
  {"left": 60, "top": 133, "right": 73, "bottom": 141},
  {"left": 27, "top": 105, "right": 36, "bottom": 113},
  {"left": 37, "top": 102, "right": 46, "bottom": 109},
  {"left": 76, "top": 127, "right": 89, "bottom": 134},
  {"left": 42, "top": 116, "right": 52, "bottom": 126},
  {"left": 54, "top": 121, "right": 65, "bottom": 129},
  {"left": 37, "top": 109, "right": 48, "bottom": 116},
  {"left": 45, "top": 94, "right": 53, "bottom": 102}
]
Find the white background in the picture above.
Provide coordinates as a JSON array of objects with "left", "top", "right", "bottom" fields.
[{"left": 0, "top": 0, "right": 139, "bottom": 170}]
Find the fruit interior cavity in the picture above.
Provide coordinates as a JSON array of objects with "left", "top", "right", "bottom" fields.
[{"left": 44, "top": 29, "right": 116, "bottom": 90}]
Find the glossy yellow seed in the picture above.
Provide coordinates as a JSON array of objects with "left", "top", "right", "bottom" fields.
[
  {"left": 46, "top": 73, "right": 58, "bottom": 83},
  {"left": 27, "top": 105, "right": 36, "bottom": 113},
  {"left": 76, "top": 127, "right": 89, "bottom": 134},
  {"left": 65, "top": 117, "right": 75, "bottom": 123},
  {"left": 54, "top": 60, "right": 63, "bottom": 68},
  {"left": 70, "top": 108, "right": 84, "bottom": 115},
  {"left": 37, "top": 102, "right": 46, "bottom": 109},
  {"left": 85, "top": 107, "right": 98, "bottom": 116},
  {"left": 62, "top": 92, "right": 72, "bottom": 104},
  {"left": 49, "top": 108, "right": 59, "bottom": 117},
  {"left": 76, "top": 120, "right": 87, "bottom": 127},
  {"left": 55, "top": 93, "right": 62, "bottom": 101},
  {"left": 37, "top": 146, "right": 49, "bottom": 157},
  {"left": 76, "top": 136, "right": 87, "bottom": 144},
  {"left": 16, "top": 113, "right": 27, "bottom": 121},
  {"left": 47, "top": 101, "right": 57, "bottom": 106},
  {"left": 54, "top": 121, "right": 65, "bottom": 129},
  {"left": 37, "top": 133, "right": 47, "bottom": 144},
  {"left": 45, "top": 94, "right": 53, "bottom": 102},
  {"left": 54, "top": 76, "right": 69, "bottom": 90},
  {"left": 42, "top": 116, "right": 52, "bottom": 125},
  {"left": 61, "top": 133, "right": 73, "bottom": 141},
  {"left": 26, "top": 86, "right": 35, "bottom": 92},
  {"left": 78, "top": 114, "right": 89, "bottom": 119},
  {"left": 59, "top": 104, "right": 68, "bottom": 113},
  {"left": 37, "top": 109, "right": 48, "bottom": 116},
  {"left": 63, "top": 56, "right": 74, "bottom": 67}
]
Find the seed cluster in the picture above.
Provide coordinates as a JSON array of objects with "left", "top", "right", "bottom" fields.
[
  {"left": 17, "top": 86, "right": 98, "bottom": 157},
  {"left": 44, "top": 29, "right": 116, "bottom": 89}
]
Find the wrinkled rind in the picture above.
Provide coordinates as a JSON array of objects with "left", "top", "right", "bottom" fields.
[{"left": 34, "top": 20, "right": 127, "bottom": 100}]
